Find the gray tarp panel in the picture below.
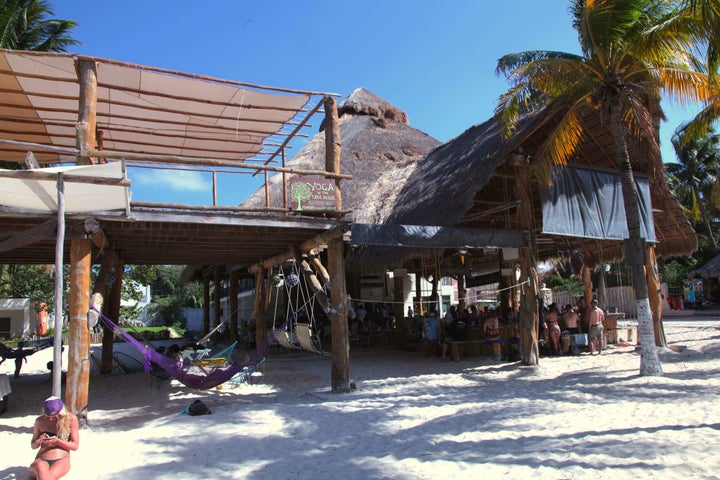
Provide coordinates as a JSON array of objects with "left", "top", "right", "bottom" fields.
[
  {"left": 350, "top": 224, "right": 525, "bottom": 248},
  {"left": 540, "top": 167, "right": 656, "bottom": 242}
]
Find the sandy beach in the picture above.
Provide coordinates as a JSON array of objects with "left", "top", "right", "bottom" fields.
[{"left": 1, "top": 316, "right": 719, "bottom": 480}]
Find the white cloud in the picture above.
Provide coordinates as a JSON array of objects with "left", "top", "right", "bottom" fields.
[{"left": 132, "top": 170, "right": 210, "bottom": 192}]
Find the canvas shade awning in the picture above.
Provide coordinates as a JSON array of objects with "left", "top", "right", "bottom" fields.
[
  {"left": 0, "top": 161, "right": 128, "bottom": 213},
  {"left": 0, "top": 49, "right": 315, "bottom": 166}
]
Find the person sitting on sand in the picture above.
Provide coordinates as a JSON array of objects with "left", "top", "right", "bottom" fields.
[{"left": 29, "top": 396, "right": 79, "bottom": 480}]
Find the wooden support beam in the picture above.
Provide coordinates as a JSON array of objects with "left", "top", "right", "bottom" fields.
[
  {"left": 214, "top": 268, "right": 222, "bottom": 334},
  {"left": 247, "top": 225, "right": 347, "bottom": 274},
  {"left": 91, "top": 247, "right": 117, "bottom": 374},
  {"left": 65, "top": 237, "right": 92, "bottom": 425},
  {"left": 229, "top": 269, "right": 239, "bottom": 341},
  {"left": 515, "top": 166, "right": 539, "bottom": 366},
  {"left": 203, "top": 276, "right": 210, "bottom": 335},
  {"left": 328, "top": 236, "right": 351, "bottom": 393},
  {"left": 253, "top": 268, "right": 269, "bottom": 357},
  {"left": 103, "top": 261, "right": 123, "bottom": 374},
  {"left": 324, "top": 96, "right": 342, "bottom": 211},
  {"left": 75, "top": 58, "right": 98, "bottom": 165}
]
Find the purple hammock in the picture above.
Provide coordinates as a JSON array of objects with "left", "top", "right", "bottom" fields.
[{"left": 97, "top": 309, "right": 247, "bottom": 390}]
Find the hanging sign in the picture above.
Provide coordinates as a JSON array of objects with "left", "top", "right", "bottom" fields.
[{"left": 289, "top": 177, "right": 337, "bottom": 211}]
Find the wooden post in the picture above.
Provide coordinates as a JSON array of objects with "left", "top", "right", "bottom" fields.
[
  {"left": 229, "top": 269, "right": 239, "bottom": 341},
  {"left": 214, "top": 268, "right": 222, "bottom": 332},
  {"left": 393, "top": 272, "right": 405, "bottom": 336},
  {"left": 75, "top": 58, "right": 98, "bottom": 165},
  {"left": 52, "top": 174, "right": 65, "bottom": 397},
  {"left": 415, "top": 272, "right": 424, "bottom": 316},
  {"left": 581, "top": 266, "right": 593, "bottom": 332},
  {"left": 253, "top": 268, "right": 269, "bottom": 356},
  {"left": 324, "top": 96, "right": 342, "bottom": 211},
  {"left": 65, "top": 238, "right": 92, "bottom": 425},
  {"left": 328, "top": 236, "right": 350, "bottom": 393},
  {"left": 203, "top": 275, "right": 210, "bottom": 335},
  {"left": 90, "top": 248, "right": 119, "bottom": 374},
  {"left": 515, "top": 167, "right": 539, "bottom": 366},
  {"left": 102, "top": 262, "right": 123, "bottom": 374},
  {"left": 646, "top": 245, "right": 667, "bottom": 346},
  {"left": 457, "top": 274, "right": 466, "bottom": 313}
]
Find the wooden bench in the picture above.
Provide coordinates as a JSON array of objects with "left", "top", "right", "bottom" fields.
[{"left": 449, "top": 339, "right": 500, "bottom": 361}]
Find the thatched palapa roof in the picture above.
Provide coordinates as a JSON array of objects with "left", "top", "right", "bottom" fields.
[
  {"left": 241, "top": 88, "right": 441, "bottom": 224},
  {"left": 358, "top": 106, "right": 697, "bottom": 276}
]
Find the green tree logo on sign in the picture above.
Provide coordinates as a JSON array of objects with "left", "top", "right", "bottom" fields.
[{"left": 291, "top": 181, "right": 312, "bottom": 211}]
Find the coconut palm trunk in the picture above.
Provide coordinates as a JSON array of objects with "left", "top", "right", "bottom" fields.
[{"left": 610, "top": 104, "right": 663, "bottom": 375}]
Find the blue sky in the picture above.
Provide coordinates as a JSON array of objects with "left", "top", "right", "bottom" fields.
[{"left": 55, "top": 0, "right": 703, "bottom": 205}]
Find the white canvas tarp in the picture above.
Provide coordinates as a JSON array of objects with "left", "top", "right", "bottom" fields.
[{"left": 0, "top": 161, "right": 129, "bottom": 213}]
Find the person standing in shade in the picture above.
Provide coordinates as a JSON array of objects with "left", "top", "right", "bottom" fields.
[{"left": 587, "top": 299, "right": 605, "bottom": 354}]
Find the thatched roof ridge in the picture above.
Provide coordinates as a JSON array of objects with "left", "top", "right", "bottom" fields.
[
  {"left": 375, "top": 107, "right": 696, "bottom": 272},
  {"left": 385, "top": 117, "right": 506, "bottom": 226},
  {"left": 241, "top": 88, "right": 440, "bottom": 224},
  {"left": 336, "top": 87, "right": 409, "bottom": 125}
]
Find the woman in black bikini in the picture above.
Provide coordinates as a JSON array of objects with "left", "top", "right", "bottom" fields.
[{"left": 29, "top": 396, "right": 79, "bottom": 480}]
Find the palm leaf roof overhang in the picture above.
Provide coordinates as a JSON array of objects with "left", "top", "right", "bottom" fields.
[
  {"left": 0, "top": 49, "right": 347, "bottom": 269},
  {"left": 361, "top": 106, "right": 696, "bottom": 276}
]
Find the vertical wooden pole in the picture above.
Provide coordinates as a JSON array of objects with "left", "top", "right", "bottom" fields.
[
  {"left": 515, "top": 167, "right": 539, "bottom": 366},
  {"left": 75, "top": 58, "right": 97, "bottom": 165},
  {"left": 229, "top": 269, "right": 239, "bottom": 341},
  {"left": 203, "top": 275, "right": 210, "bottom": 335},
  {"left": 324, "top": 96, "right": 342, "bottom": 211},
  {"left": 282, "top": 148, "right": 288, "bottom": 209},
  {"left": 101, "top": 261, "right": 123, "bottom": 374},
  {"left": 90, "top": 248, "right": 117, "bottom": 374},
  {"left": 65, "top": 238, "right": 91, "bottom": 424},
  {"left": 393, "top": 272, "right": 405, "bottom": 333},
  {"left": 322, "top": 94, "right": 349, "bottom": 390},
  {"left": 52, "top": 175, "right": 65, "bottom": 397},
  {"left": 253, "top": 269, "right": 269, "bottom": 356},
  {"left": 328, "top": 237, "right": 350, "bottom": 392},
  {"left": 214, "top": 268, "right": 222, "bottom": 332},
  {"left": 415, "top": 272, "right": 424, "bottom": 316},
  {"left": 646, "top": 245, "right": 667, "bottom": 346},
  {"left": 457, "top": 274, "right": 466, "bottom": 313},
  {"left": 581, "top": 266, "right": 593, "bottom": 332}
]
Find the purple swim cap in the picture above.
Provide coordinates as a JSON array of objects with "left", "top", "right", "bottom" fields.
[{"left": 43, "top": 396, "right": 64, "bottom": 416}]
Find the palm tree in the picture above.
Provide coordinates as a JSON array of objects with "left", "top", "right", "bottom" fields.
[
  {"left": 0, "top": 0, "right": 78, "bottom": 293},
  {"left": 672, "top": 1, "right": 720, "bottom": 138},
  {"left": 0, "top": 0, "right": 78, "bottom": 52},
  {"left": 495, "top": 0, "right": 710, "bottom": 376},
  {"left": 0, "top": 0, "right": 77, "bottom": 173},
  {"left": 667, "top": 124, "right": 720, "bottom": 248}
]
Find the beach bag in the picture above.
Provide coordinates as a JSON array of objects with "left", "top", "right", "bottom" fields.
[{"left": 187, "top": 399, "right": 211, "bottom": 416}]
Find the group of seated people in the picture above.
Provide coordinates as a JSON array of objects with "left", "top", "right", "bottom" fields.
[{"left": 420, "top": 305, "right": 507, "bottom": 360}]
